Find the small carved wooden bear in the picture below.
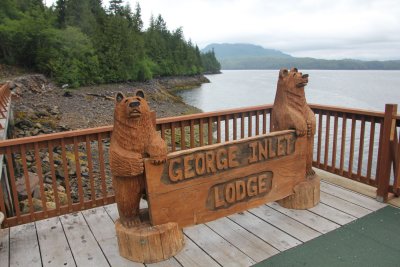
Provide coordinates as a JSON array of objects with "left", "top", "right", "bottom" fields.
[
  {"left": 110, "top": 90, "right": 167, "bottom": 227},
  {"left": 271, "top": 68, "right": 316, "bottom": 177}
]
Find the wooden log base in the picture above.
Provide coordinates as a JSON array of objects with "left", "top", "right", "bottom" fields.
[
  {"left": 277, "top": 175, "right": 320, "bottom": 209},
  {"left": 115, "top": 219, "right": 184, "bottom": 263}
]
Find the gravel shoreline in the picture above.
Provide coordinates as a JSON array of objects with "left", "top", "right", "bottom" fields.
[{"left": 8, "top": 74, "right": 208, "bottom": 137}]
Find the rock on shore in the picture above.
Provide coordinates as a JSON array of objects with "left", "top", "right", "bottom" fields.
[{"left": 8, "top": 74, "right": 207, "bottom": 137}]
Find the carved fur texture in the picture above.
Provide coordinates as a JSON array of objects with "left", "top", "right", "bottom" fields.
[
  {"left": 110, "top": 91, "right": 167, "bottom": 227},
  {"left": 271, "top": 68, "right": 316, "bottom": 177}
]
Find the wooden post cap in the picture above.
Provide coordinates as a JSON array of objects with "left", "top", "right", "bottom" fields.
[
  {"left": 277, "top": 175, "right": 320, "bottom": 209},
  {"left": 115, "top": 220, "right": 184, "bottom": 263}
]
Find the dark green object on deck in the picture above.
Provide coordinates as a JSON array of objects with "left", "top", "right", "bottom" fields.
[{"left": 254, "top": 206, "right": 400, "bottom": 267}]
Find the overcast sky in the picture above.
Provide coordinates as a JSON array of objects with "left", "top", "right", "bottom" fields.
[{"left": 46, "top": 0, "right": 400, "bottom": 60}]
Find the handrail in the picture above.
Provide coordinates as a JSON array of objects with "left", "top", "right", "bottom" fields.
[{"left": 0, "top": 102, "right": 398, "bottom": 227}]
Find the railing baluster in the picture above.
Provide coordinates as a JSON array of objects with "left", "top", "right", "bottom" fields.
[
  {"left": 331, "top": 113, "right": 339, "bottom": 171},
  {"left": 324, "top": 112, "right": 331, "bottom": 169},
  {"left": 171, "top": 123, "right": 176, "bottom": 152},
  {"left": 73, "top": 137, "right": 84, "bottom": 208},
  {"left": 256, "top": 111, "right": 260, "bottom": 136},
  {"left": 85, "top": 136, "right": 96, "bottom": 205},
  {"left": 217, "top": 116, "right": 221, "bottom": 143},
  {"left": 97, "top": 133, "right": 107, "bottom": 205},
  {"left": 262, "top": 110, "right": 267, "bottom": 134},
  {"left": 233, "top": 114, "right": 237, "bottom": 140},
  {"left": 199, "top": 118, "right": 204, "bottom": 146},
  {"left": 241, "top": 113, "right": 245, "bottom": 138},
  {"left": 48, "top": 141, "right": 60, "bottom": 212},
  {"left": 366, "top": 118, "right": 376, "bottom": 182},
  {"left": 225, "top": 115, "right": 229, "bottom": 142},
  {"left": 208, "top": 118, "right": 212, "bottom": 145},
  {"left": 180, "top": 121, "right": 186, "bottom": 150},
  {"left": 340, "top": 114, "right": 347, "bottom": 175},
  {"left": 6, "top": 147, "right": 21, "bottom": 222},
  {"left": 317, "top": 111, "right": 323, "bottom": 166},
  {"left": 190, "top": 120, "right": 195, "bottom": 148},
  {"left": 60, "top": 139, "right": 72, "bottom": 211},
  {"left": 348, "top": 115, "right": 356, "bottom": 178},
  {"left": 357, "top": 117, "right": 366, "bottom": 181},
  {"left": 20, "top": 145, "right": 34, "bottom": 218},
  {"left": 33, "top": 142, "right": 47, "bottom": 216},
  {"left": 161, "top": 124, "right": 165, "bottom": 140},
  {"left": 248, "top": 112, "right": 252, "bottom": 137}
]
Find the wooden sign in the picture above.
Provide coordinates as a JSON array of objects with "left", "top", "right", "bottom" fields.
[{"left": 145, "top": 130, "right": 307, "bottom": 227}]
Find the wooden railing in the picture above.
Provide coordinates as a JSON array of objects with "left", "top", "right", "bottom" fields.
[
  {"left": 0, "top": 102, "right": 398, "bottom": 227},
  {"left": 0, "top": 83, "right": 11, "bottom": 129}
]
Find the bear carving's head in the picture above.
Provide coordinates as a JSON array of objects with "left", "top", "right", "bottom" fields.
[
  {"left": 114, "top": 89, "right": 150, "bottom": 122},
  {"left": 278, "top": 67, "right": 309, "bottom": 95}
]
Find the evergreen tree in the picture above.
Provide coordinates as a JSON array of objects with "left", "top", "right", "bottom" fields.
[{"left": 55, "top": 0, "right": 66, "bottom": 28}]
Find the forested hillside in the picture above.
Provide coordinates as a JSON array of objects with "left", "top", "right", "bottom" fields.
[{"left": 0, "top": 0, "right": 221, "bottom": 87}]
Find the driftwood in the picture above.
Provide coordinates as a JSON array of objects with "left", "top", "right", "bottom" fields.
[{"left": 85, "top": 93, "right": 114, "bottom": 100}]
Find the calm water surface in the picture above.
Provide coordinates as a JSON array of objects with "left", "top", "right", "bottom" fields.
[
  {"left": 177, "top": 70, "right": 400, "bottom": 112},
  {"left": 176, "top": 70, "right": 400, "bottom": 180}
]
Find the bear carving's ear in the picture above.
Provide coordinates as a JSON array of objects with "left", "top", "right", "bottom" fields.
[
  {"left": 135, "top": 89, "right": 145, "bottom": 99},
  {"left": 290, "top": 67, "right": 298, "bottom": 73},
  {"left": 116, "top": 92, "right": 125, "bottom": 103},
  {"left": 279, "top": 68, "right": 289, "bottom": 78}
]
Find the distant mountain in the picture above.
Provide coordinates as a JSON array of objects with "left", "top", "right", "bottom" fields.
[
  {"left": 201, "top": 43, "right": 400, "bottom": 70},
  {"left": 202, "top": 43, "right": 292, "bottom": 60}
]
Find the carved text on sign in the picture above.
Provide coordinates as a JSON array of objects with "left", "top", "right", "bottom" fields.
[
  {"left": 166, "top": 132, "right": 295, "bottom": 183},
  {"left": 207, "top": 171, "right": 273, "bottom": 210}
]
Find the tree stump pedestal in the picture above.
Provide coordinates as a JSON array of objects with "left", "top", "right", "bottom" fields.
[
  {"left": 115, "top": 218, "right": 184, "bottom": 263},
  {"left": 277, "top": 175, "right": 320, "bottom": 209}
]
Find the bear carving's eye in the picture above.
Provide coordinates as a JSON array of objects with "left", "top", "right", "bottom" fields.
[{"left": 124, "top": 99, "right": 128, "bottom": 103}]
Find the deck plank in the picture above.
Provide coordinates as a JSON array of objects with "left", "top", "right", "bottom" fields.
[
  {"left": 207, "top": 216, "right": 279, "bottom": 262},
  {"left": 174, "top": 236, "right": 220, "bottom": 267},
  {"left": 249, "top": 205, "right": 320, "bottom": 242},
  {"left": 9, "top": 222, "right": 41, "bottom": 266},
  {"left": 184, "top": 223, "right": 255, "bottom": 266},
  {"left": 268, "top": 202, "right": 340, "bottom": 234},
  {"left": 320, "top": 181, "right": 386, "bottom": 210},
  {"left": 308, "top": 203, "right": 357, "bottom": 225},
  {"left": 82, "top": 207, "right": 144, "bottom": 267},
  {"left": 229, "top": 211, "right": 302, "bottom": 251},
  {"left": 320, "top": 191, "right": 372, "bottom": 218},
  {"left": 60, "top": 212, "right": 109, "bottom": 267},
  {"left": 0, "top": 227, "right": 9, "bottom": 266},
  {"left": 36, "top": 217, "right": 75, "bottom": 267}
]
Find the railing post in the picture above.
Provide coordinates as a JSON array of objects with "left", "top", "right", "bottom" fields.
[{"left": 376, "top": 104, "right": 397, "bottom": 202}]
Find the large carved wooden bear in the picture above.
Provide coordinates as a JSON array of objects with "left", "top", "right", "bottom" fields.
[
  {"left": 110, "top": 90, "right": 167, "bottom": 227},
  {"left": 272, "top": 68, "right": 316, "bottom": 177}
]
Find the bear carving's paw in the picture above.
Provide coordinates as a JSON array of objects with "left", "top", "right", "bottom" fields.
[
  {"left": 296, "top": 129, "right": 307, "bottom": 137},
  {"left": 151, "top": 157, "right": 166, "bottom": 165},
  {"left": 121, "top": 217, "right": 142, "bottom": 228},
  {"left": 307, "top": 121, "right": 312, "bottom": 137},
  {"left": 306, "top": 168, "right": 316, "bottom": 177},
  {"left": 129, "top": 158, "right": 144, "bottom": 176}
]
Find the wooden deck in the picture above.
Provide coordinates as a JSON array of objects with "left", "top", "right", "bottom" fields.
[{"left": 0, "top": 180, "right": 386, "bottom": 267}]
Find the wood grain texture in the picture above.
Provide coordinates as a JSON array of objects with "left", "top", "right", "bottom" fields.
[
  {"left": 146, "top": 131, "right": 308, "bottom": 227},
  {"left": 110, "top": 91, "right": 167, "bottom": 227},
  {"left": 115, "top": 220, "right": 184, "bottom": 263},
  {"left": 35, "top": 217, "right": 75, "bottom": 267},
  {"left": 9, "top": 223, "right": 41, "bottom": 267},
  {"left": 277, "top": 175, "right": 320, "bottom": 209}
]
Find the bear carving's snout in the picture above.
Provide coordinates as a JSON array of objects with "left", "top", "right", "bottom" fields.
[
  {"left": 129, "top": 101, "right": 140, "bottom": 108},
  {"left": 302, "top": 74, "right": 309, "bottom": 79}
]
